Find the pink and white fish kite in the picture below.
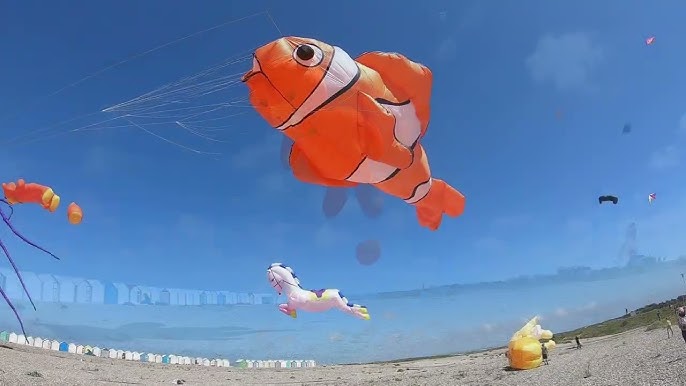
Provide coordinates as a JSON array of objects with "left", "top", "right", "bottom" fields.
[{"left": 646, "top": 36, "right": 655, "bottom": 45}]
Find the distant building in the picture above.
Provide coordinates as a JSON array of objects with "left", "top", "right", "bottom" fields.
[{"left": 627, "top": 254, "right": 657, "bottom": 267}]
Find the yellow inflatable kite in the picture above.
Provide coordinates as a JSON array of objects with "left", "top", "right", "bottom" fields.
[{"left": 506, "top": 316, "right": 556, "bottom": 370}]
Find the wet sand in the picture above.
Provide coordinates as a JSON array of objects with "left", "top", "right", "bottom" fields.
[{"left": 0, "top": 328, "right": 684, "bottom": 385}]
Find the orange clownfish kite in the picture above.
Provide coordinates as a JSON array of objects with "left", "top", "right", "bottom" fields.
[
  {"left": 242, "top": 36, "right": 465, "bottom": 230},
  {"left": 0, "top": 179, "right": 82, "bottom": 337}
]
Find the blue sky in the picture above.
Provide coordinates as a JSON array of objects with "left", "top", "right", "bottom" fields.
[{"left": 2, "top": 0, "right": 686, "bottom": 299}]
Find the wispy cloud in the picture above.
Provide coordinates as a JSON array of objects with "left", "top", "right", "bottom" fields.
[
  {"left": 565, "top": 218, "right": 593, "bottom": 236},
  {"left": 473, "top": 236, "right": 507, "bottom": 255},
  {"left": 481, "top": 323, "right": 495, "bottom": 332},
  {"left": 256, "top": 170, "right": 291, "bottom": 193},
  {"left": 436, "top": 39, "right": 458, "bottom": 62},
  {"left": 438, "top": 11, "right": 448, "bottom": 23},
  {"left": 650, "top": 144, "right": 680, "bottom": 170},
  {"left": 329, "top": 332, "right": 344, "bottom": 342},
  {"left": 314, "top": 223, "right": 351, "bottom": 248},
  {"left": 525, "top": 32, "right": 603, "bottom": 91},
  {"left": 492, "top": 214, "right": 532, "bottom": 229},
  {"left": 81, "top": 145, "right": 141, "bottom": 175},
  {"left": 649, "top": 114, "right": 686, "bottom": 170},
  {"left": 435, "top": 3, "right": 484, "bottom": 62},
  {"left": 229, "top": 135, "right": 280, "bottom": 170},
  {"left": 0, "top": 155, "right": 29, "bottom": 178}
]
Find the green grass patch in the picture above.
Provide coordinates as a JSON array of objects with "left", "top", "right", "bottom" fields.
[{"left": 554, "top": 298, "right": 684, "bottom": 343}]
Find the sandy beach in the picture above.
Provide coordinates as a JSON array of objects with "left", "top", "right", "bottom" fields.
[{"left": 0, "top": 328, "right": 684, "bottom": 386}]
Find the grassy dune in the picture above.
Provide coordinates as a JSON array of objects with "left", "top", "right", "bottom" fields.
[{"left": 554, "top": 296, "right": 685, "bottom": 343}]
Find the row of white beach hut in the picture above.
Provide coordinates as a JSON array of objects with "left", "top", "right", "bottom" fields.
[
  {"left": 0, "top": 331, "right": 315, "bottom": 368},
  {"left": 234, "top": 359, "right": 317, "bottom": 368},
  {"left": 0, "top": 266, "right": 277, "bottom": 306}
]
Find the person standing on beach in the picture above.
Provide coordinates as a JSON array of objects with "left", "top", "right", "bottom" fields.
[
  {"left": 575, "top": 335, "right": 582, "bottom": 349},
  {"left": 541, "top": 343, "right": 549, "bottom": 365},
  {"left": 666, "top": 319, "right": 674, "bottom": 338},
  {"left": 677, "top": 307, "right": 686, "bottom": 343}
]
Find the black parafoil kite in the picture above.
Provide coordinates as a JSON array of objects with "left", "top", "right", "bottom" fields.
[{"left": 598, "top": 195, "right": 619, "bottom": 205}]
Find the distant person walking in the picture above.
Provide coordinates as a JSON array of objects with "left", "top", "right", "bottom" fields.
[
  {"left": 541, "top": 343, "right": 549, "bottom": 365},
  {"left": 575, "top": 335, "right": 582, "bottom": 349},
  {"left": 666, "top": 319, "right": 674, "bottom": 338},
  {"left": 677, "top": 307, "right": 686, "bottom": 343}
]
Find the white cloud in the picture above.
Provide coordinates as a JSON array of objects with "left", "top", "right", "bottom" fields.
[
  {"left": 435, "top": 2, "right": 484, "bottom": 62},
  {"left": 646, "top": 114, "right": 686, "bottom": 170},
  {"left": 82, "top": 146, "right": 111, "bottom": 174},
  {"left": 474, "top": 237, "right": 507, "bottom": 255},
  {"left": 257, "top": 171, "right": 289, "bottom": 193},
  {"left": 565, "top": 218, "right": 593, "bottom": 235},
  {"left": 650, "top": 145, "right": 680, "bottom": 170},
  {"left": 554, "top": 307, "right": 569, "bottom": 317},
  {"left": 525, "top": 32, "right": 603, "bottom": 91},
  {"left": 382, "top": 311, "right": 398, "bottom": 320},
  {"left": 438, "top": 11, "right": 448, "bottom": 22},
  {"left": 81, "top": 145, "right": 143, "bottom": 175},
  {"left": 230, "top": 135, "right": 280, "bottom": 170},
  {"left": 329, "top": 332, "right": 344, "bottom": 342},
  {"left": 492, "top": 214, "right": 532, "bottom": 229},
  {"left": 314, "top": 224, "right": 349, "bottom": 247},
  {"left": 0, "top": 151, "right": 31, "bottom": 177},
  {"left": 436, "top": 38, "right": 458, "bottom": 61}
]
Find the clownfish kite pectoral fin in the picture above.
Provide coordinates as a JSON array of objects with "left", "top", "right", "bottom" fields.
[
  {"left": 415, "top": 178, "right": 465, "bottom": 231},
  {"left": 356, "top": 51, "right": 432, "bottom": 136},
  {"left": 289, "top": 144, "right": 358, "bottom": 188},
  {"left": 356, "top": 92, "right": 413, "bottom": 170}
]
